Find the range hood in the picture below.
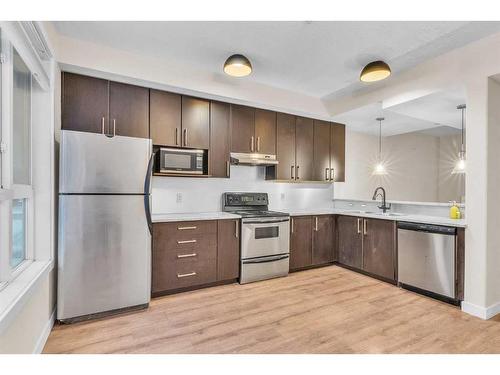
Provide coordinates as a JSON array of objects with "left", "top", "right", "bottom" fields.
[{"left": 230, "top": 152, "right": 279, "bottom": 166}]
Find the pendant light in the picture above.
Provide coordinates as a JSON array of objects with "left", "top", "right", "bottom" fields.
[
  {"left": 373, "top": 117, "right": 388, "bottom": 175},
  {"left": 360, "top": 60, "right": 391, "bottom": 82},
  {"left": 223, "top": 54, "right": 252, "bottom": 77},
  {"left": 452, "top": 104, "right": 466, "bottom": 174}
]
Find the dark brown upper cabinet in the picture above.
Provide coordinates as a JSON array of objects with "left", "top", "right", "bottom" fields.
[
  {"left": 362, "top": 218, "right": 396, "bottom": 281},
  {"left": 254, "top": 109, "right": 276, "bottom": 155},
  {"left": 290, "top": 216, "right": 313, "bottom": 271},
  {"left": 230, "top": 105, "right": 255, "bottom": 153},
  {"left": 312, "top": 215, "right": 334, "bottom": 266},
  {"left": 109, "top": 81, "right": 149, "bottom": 138},
  {"left": 313, "top": 120, "right": 331, "bottom": 182},
  {"left": 295, "top": 117, "right": 314, "bottom": 181},
  {"left": 337, "top": 215, "right": 363, "bottom": 269},
  {"left": 149, "top": 89, "right": 182, "bottom": 147},
  {"left": 331, "top": 122, "right": 346, "bottom": 182},
  {"left": 181, "top": 96, "right": 210, "bottom": 149},
  {"left": 275, "top": 113, "right": 296, "bottom": 180},
  {"left": 61, "top": 72, "right": 109, "bottom": 134},
  {"left": 210, "top": 101, "right": 231, "bottom": 178},
  {"left": 62, "top": 72, "right": 149, "bottom": 138}
]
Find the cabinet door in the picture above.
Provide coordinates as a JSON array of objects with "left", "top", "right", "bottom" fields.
[
  {"left": 313, "top": 120, "right": 331, "bottom": 181},
  {"left": 181, "top": 96, "right": 210, "bottom": 149},
  {"left": 331, "top": 122, "right": 346, "bottom": 182},
  {"left": 62, "top": 72, "right": 109, "bottom": 134},
  {"left": 295, "top": 117, "right": 314, "bottom": 181},
  {"left": 362, "top": 218, "right": 395, "bottom": 280},
  {"left": 217, "top": 219, "right": 240, "bottom": 281},
  {"left": 230, "top": 105, "right": 255, "bottom": 153},
  {"left": 254, "top": 109, "right": 276, "bottom": 155},
  {"left": 337, "top": 216, "right": 363, "bottom": 269},
  {"left": 276, "top": 113, "right": 296, "bottom": 180},
  {"left": 290, "top": 216, "right": 312, "bottom": 270},
  {"left": 150, "top": 89, "right": 181, "bottom": 146},
  {"left": 210, "top": 101, "right": 231, "bottom": 178},
  {"left": 109, "top": 81, "right": 149, "bottom": 138},
  {"left": 312, "top": 215, "right": 334, "bottom": 265}
]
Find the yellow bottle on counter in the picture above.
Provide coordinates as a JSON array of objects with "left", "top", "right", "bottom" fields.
[{"left": 449, "top": 201, "right": 461, "bottom": 219}]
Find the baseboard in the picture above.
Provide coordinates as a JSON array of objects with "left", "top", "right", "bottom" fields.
[
  {"left": 461, "top": 300, "right": 500, "bottom": 320},
  {"left": 33, "top": 308, "right": 55, "bottom": 354}
]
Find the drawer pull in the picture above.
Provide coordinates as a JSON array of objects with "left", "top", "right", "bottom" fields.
[
  {"left": 178, "top": 226, "right": 197, "bottom": 230},
  {"left": 177, "top": 239, "right": 197, "bottom": 244},
  {"left": 177, "top": 253, "right": 197, "bottom": 258},
  {"left": 177, "top": 272, "right": 197, "bottom": 278}
]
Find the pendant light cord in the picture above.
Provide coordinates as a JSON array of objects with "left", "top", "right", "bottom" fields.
[{"left": 379, "top": 120, "right": 382, "bottom": 159}]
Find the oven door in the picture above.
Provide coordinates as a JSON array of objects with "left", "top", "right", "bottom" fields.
[
  {"left": 241, "top": 217, "right": 290, "bottom": 259},
  {"left": 160, "top": 148, "right": 204, "bottom": 174}
]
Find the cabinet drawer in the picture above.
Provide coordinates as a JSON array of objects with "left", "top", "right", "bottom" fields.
[
  {"left": 154, "top": 221, "right": 217, "bottom": 238},
  {"left": 153, "top": 245, "right": 217, "bottom": 292},
  {"left": 156, "top": 233, "right": 217, "bottom": 254}
]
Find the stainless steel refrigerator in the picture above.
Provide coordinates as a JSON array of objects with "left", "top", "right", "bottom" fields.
[{"left": 57, "top": 130, "right": 154, "bottom": 322}]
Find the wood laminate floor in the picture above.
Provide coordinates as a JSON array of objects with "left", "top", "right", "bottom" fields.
[{"left": 43, "top": 266, "right": 500, "bottom": 354}]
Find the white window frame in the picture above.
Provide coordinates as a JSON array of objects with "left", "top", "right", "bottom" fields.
[{"left": 0, "top": 29, "right": 35, "bottom": 290}]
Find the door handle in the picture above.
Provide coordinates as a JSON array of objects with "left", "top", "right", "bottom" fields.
[
  {"left": 315, "top": 217, "right": 319, "bottom": 231},
  {"left": 291, "top": 165, "right": 295, "bottom": 180},
  {"left": 177, "top": 253, "right": 197, "bottom": 259},
  {"left": 330, "top": 168, "right": 334, "bottom": 181},
  {"left": 291, "top": 218, "right": 294, "bottom": 233},
  {"left": 363, "top": 219, "right": 367, "bottom": 236},
  {"left": 357, "top": 218, "right": 361, "bottom": 234},
  {"left": 183, "top": 128, "right": 188, "bottom": 146},
  {"left": 226, "top": 160, "right": 230, "bottom": 177},
  {"left": 175, "top": 128, "right": 179, "bottom": 145},
  {"left": 101, "top": 117, "right": 106, "bottom": 135},
  {"left": 257, "top": 136, "right": 261, "bottom": 152},
  {"left": 250, "top": 136, "right": 255, "bottom": 152},
  {"left": 325, "top": 168, "right": 329, "bottom": 181},
  {"left": 178, "top": 226, "right": 197, "bottom": 230},
  {"left": 112, "top": 119, "right": 116, "bottom": 137},
  {"left": 235, "top": 220, "right": 239, "bottom": 238},
  {"left": 177, "top": 239, "right": 197, "bottom": 244},
  {"left": 177, "top": 272, "right": 197, "bottom": 278},
  {"left": 296, "top": 166, "right": 300, "bottom": 180}
]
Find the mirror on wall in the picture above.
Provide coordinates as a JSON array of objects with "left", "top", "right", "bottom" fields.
[{"left": 332, "top": 89, "right": 466, "bottom": 204}]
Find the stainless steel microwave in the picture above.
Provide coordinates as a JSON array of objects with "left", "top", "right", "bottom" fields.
[{"left": 157, "top": 147, "right": 205, "bottom": 175}]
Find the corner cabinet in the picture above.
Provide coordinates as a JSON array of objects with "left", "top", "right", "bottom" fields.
[{"left": 337, "top": 216, "right": 396, "bottom": 282}]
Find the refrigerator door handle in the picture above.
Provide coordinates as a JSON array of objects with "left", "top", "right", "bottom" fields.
[{"left": 144, "top": 152, "right": 155, "bottom": 235}]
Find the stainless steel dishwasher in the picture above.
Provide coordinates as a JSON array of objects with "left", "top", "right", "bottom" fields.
[{"left": 397, "top": 222, "right": 457, "bottom": 303}]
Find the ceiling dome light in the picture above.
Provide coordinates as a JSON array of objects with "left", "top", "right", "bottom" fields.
[
  {"left": 223, "top": 54, "right": 252, "bottom": 77},
  {"left": 360, "top": 60, "right": 391, "bottom": 83}
]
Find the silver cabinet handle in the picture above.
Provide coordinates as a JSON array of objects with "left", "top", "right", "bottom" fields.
[
  {"left": 226, "top": 160, "right": 230, "bottom": 177},
  {"left": 291, "top": 165, "right": 295, "bottom": 180},
  {"left": 357, "top": 218, "right": 361, "bottom": 234},
  {"left": 101, "top": 117, "right": 106, "bottom": 135},
  {"left": 257, "top": 136, "right": 261, "bottom": 152},
  {"left": 325, "top": 168, "right": 329, "bottom": 181},
  {"left": 175, "top": 128, "right": 179, "bottom": 145},
  {"left": 250, "top": 136, "right": 255, "bottom": 152},
  {"left": 330, "top": 168, "right": 334, "bottom": 181},
  {"left": 363, "top": 219, "right": 367, "bottom": 236},
  {"left": 315, "top": 217, "right": 319, "bottom": 231},
  {"left": 235, "top": 220, "right": 239, "bottom": 238},
  {"left": 291, "top": 218, "right": 294, "bottom": 233},
  {"left": 177, "top": 253, "right": 197, "bottom": 258},
  {"left": 296, "top": 166, "right": 300, "bottom": 180},
  {"left": 183, "top": 128, "right": 188, "bottom": 146},
  {"left": 177, "top": 272, "right": 197, "bottom": 278},
  {"left": 178, "top": 226, "right": 197, "bottom": 230},
  {"left": 112, "top": 119, "right": 116, "bottom": 137},
  {"left": 177, "top": 239, "right": 197, "bottom": 244}
]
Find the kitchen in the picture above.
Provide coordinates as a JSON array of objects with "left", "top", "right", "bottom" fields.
[{"left": 3, "top": 9, "right": 500, "bottom": 370}]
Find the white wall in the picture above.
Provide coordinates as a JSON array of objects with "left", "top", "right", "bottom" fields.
[
  {"left": 335, "top": 128, "right": 464, "bottom": 203},
  {"left": 152, "top": 165, "right": 334, "bottom": 214}
]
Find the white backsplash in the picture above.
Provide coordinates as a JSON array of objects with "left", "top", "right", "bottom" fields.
[{"left": 152, "top": 165, "right": 334, "bottom": 214}]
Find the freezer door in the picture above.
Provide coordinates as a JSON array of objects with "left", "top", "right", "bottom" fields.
[
  {"left": 60, "top": 130, "right": 152, "bottom": 194},
  {"left": 57, "top": 195, "right": 151, "bottom": 320}
]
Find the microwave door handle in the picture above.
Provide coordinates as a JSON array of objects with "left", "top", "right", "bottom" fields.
[{"left": 144, "top": 152, "right": 155, "bottom": 235}]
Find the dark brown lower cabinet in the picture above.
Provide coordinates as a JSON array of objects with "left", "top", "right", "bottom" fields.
[
  {"left": 290, "top": 216, "right": 312, "bottom": 270},
  {"left": 312, "top": 215, "right": 334, "bottom": 265},
  {"left": 337, "top": 216, "right": 363, "bottom": 269},
  {"left": 217, "top": 219, "right": 240, "bottom": 281},
  {"left": 152, "top": 219, "right": 239, "bottom": 296},
  {"left": 362, "top": 218, "right": 396, "bottom": 280}
]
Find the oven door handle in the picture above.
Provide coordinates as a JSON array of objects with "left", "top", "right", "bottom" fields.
[
  {"left": 242, "top": 254, "right": 289, "bottom": 264},
  {"left": 242, "top": 218, "right": 290, "bottom": 224}
]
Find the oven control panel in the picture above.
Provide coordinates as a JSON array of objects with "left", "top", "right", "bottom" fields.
[{"left": 223, "top": 192, "right": 268, "bottom": 207}]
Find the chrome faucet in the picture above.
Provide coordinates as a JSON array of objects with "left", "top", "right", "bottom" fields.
[{"left": 372, "top": 187, "right": 391, "bottom": 213}]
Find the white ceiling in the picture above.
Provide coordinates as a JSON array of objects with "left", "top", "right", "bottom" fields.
[
  {"left": 332, "top": 89, "right": 465, "bottom": 136},
  {"left": 52, "top": 21, "right": 500, "bottom": 99}
]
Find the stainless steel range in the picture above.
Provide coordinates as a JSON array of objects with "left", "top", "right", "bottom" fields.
[{"left": 222, "top": 192, "right": 290, "bottom": 284}]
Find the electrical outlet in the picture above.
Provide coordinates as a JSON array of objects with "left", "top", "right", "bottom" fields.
[
  {"left": 176, "top": 192, "right": 183, "bottom": 203},
  {"left": 280, "top": 193, "right": 285, "bottom": 201}
]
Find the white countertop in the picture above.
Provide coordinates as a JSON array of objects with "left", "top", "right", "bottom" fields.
[
  {"left": 283, "top": 208, "right": 466, "bottom": 228},
  {"left": 152, "top": 212, "right": 241, "bottom": 223}
]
